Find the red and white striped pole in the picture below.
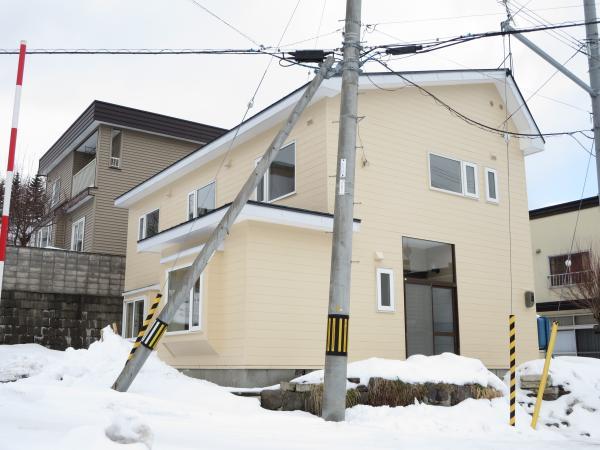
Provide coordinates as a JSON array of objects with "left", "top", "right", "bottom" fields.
[{"left": 0, "top": 41, "right": 27, "bottom": 304}]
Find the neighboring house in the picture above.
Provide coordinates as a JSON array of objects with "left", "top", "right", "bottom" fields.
[
  {"left": 37, "top": 101, "right": 226, "bottom": 255},
  {"left": 530, "top": 196, "right": 600, "bottom": 358},
  {"left": 115, "top": 69, "right": 542, "bottom": 387}
]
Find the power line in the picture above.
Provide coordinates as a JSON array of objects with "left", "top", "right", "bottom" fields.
[
  {"left": 371, "top": 57, "right": 593, "bottom": 140},
  {"left": 186, "top": 0, "right": 264, "bottom": 48},
  {"left": 365, "top": 3, "right": 600, "bottom": 27}
]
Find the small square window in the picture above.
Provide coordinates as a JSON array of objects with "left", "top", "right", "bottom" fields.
[
  {"left": 255, "top": 143, "right": 296, "bottom": 202},
  {"left": 139, "top": 209, "right": 159, "bottom": 240}
]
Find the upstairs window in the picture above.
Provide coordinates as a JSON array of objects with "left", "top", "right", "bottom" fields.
[
  {"left": 429, "top": 153, "right": 478, "bottom": 198},
  {"left": 256, "top": 143, "right": 296, "bottom": 202},
  {"left": 548, "top": 251, "right": 591, "bottom": 287},
  {"left": 485, "top": 168, "right": 499, "bottom": 203},
  {"left": 110, "top": 129, "right": 122, "bottom": 168},
  {"left": 71, "top": 217, "right": 85, "bottom": 252},
  {"left": 188, "top": 182, "right": 216, "bottom": 220},
  {"left": 139, "top": 209, "right": 159, "bottom": 240},
  {"left": 167, "top": 267, "right": 203, "bottom": 332},
  {"left": 50, "top": 178, "right": 61, "bottom": 206}
]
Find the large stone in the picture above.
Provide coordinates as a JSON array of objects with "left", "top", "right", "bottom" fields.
[
  {"left": 281, "top": 391, "right": 306, "bottom": 411},
  {"left": 260, "top": 389, "right": 283, "bottom": 410}
]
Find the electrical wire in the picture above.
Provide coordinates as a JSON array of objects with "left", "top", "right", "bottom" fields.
[
  {"left": 186, "top": 0, "right": 264, "bottom": 48},
  {"left": 371, "top": 57, "right": 592, "bottom": 140}
]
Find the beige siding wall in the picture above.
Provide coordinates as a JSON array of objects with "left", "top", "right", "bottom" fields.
[
  {"left": 530, "top": 207, "right": 600, "bottom": 303},
  {"left": 123, "top": 81, "right": 538, "bottom": 370},
  {"left": 93, "top": 125, "right": 199, "bottom": 255},
  {"left": 123, "top": 101, "right": 329, "bottom": 292}
]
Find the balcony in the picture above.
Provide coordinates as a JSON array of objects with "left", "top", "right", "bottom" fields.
[
  {"left": 548, "top": 271, "right": 591, "bottom": 288},
  {"left": 72, "top": 159, "right": 96, "bottom": 197}
]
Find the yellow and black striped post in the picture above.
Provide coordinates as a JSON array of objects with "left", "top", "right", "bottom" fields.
[
  {"left": 126, "top": 294, "right": 162, "bottom": 364},
  {"left": 509, "top": 314, "right": 516, "bottom": 426}
]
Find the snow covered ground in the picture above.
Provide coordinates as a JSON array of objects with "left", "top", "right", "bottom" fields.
[{"left": 0, "top": 328, "right": 598, "bottom": 450}]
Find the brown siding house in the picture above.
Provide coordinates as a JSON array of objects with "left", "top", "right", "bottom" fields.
[{"left": 37, "top": 101, "right": 225, "bottom": 255}]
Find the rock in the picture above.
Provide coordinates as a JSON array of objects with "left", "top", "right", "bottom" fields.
[
  {"left": 282, "top": 391, "right": 306, "bottom": 411},
  {"left": 521, "top": 374, "right": 552, "bottom": 384},
  {"left": 260, "top": 389, "right": 283, "bottom": 410}
]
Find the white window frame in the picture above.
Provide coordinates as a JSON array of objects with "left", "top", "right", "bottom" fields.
[
  {"left": 428, "top": 152, "right": 479, "bottom": 200},
  {"left": 50, "top": 178, "right": 61, "bottom": 206},
  {"left": 36, "top": 224, "right": 52, "bottom": 248},
  {"left": 485, "top": 167, "right": 499, "bottom": 203},
  {"left": 254, "top": 142, "right": 296, "bottom": 203},
  {"left": 462, "top": 161, "right": 479, "bottom": 198},
  {"left": 122, "top": 296, "right": 147, "bottom": 340},
  {"left": 138, "top": 209, "right": 159, "bottom": 240},
  {"left": 376, "top": 268, "right": 395, "bottom": 312},
  {"left": 164, "top": 263, "right": 204, "bottom": 335},
  {"left": 70, "top": 217, "right": 85, "bottom": 252},
  {"left": 110, "top": 129, "right": 122, "bottom": 168},
  {"left": 187, "top": 181, "right": 216, "bottom": 221}
]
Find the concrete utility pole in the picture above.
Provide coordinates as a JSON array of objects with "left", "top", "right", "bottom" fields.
[
  {"left": 112, "top": 56, "right": 335, "bottom": 392},
  {"left": 584, "top": 0, "right": 600, "bottom": 195},
  {"left": 321, "top": 0, "right": 362, "bottom": 422},
  {"left": 502, "top": 0, "right": 600, "bottom": 194}
]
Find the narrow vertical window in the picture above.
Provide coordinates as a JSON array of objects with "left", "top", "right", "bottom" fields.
[
  {"left": 50, "top": 179, "right": 61, "bottom": 206},
  {"left": 168, "top": 266, "right": 203, "bottom": 332},
  {"left": 485, "top": 168, "right": 499, "bottom": 203},
  {"left": 110, "top": 129, "right": 122, "bottom": 168},
  {"left": 462, "top": 162, "right": 478, "bottom": 198},
  {"left": 376, "top": 268, "right": 395, "bottom": 312},
  {"left": 187, "top": 191, "right": 196, "bottom": 221},
  {"left": 71, "top": 217, "right": 85, "bottom": 252},
  {"left": 122, "top": 298, "right": 145, "bottom": 339}
]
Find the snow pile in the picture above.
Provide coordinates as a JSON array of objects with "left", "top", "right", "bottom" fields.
[
  {"left": 292, "top": 354, "right": 506, "bottom": 392},
  {"left": 514, "top": 356, "right": 600, "bottom": 439},
  {"left": 0, "top": 328, "right": 597, "bottom": 449}
]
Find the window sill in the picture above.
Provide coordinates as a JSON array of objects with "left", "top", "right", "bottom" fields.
[
  {"left": 108, "top": 165, "right": 122, "bottom": 170},
  {"left": 267, "top": 191, "right": 297, "bottom": 204},
  {"left": 165, "top": 329, "right": 203, "bottom": 336},
  {"left": 429, "top": 186, "right": 479, "bottom": 200}
]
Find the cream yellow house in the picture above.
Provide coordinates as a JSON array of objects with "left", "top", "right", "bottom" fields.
[
  {"left": 115, "top": 69, "right": 543, "bottom": 386},
  {"left": 530, "top": 196, "right": 600, "bottom": 358}
]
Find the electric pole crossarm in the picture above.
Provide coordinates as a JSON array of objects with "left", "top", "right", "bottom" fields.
[
  {"left": 502, "top": 22, "right": 595, "bottom": 96},
  {"left": 112, "top": 56, "right": 335, "bottom": 393}
]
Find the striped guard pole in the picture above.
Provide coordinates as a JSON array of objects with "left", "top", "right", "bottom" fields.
[
  {"left": 125, "top": 294, "right": 162, "bottom": 364},
  {"left": 0, "top": 40, "right": 27, "bottom": 306},
  {"left": 509, "top": 314, "right": 516, "bottom": 426}
]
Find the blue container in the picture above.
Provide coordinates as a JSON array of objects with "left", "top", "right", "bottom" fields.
[{"left": 537, "top": 316, "right": 551, "bottom": 350}]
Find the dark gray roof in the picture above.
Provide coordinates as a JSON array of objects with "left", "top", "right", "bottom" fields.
[
  {"left": 529, "top": 195, "right": 599, "bottom": 220},
  {"left": 38, "top": 100, "right": 226, "bottom": 175}
]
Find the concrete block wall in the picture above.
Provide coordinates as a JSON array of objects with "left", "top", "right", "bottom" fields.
[{"left": 0, "top": 246, "right": 125, "bottom": 350}]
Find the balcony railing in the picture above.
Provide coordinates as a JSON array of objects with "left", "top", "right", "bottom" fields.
[
  {"left": 548, "top": 271, "right": 591, "bottom": 288},
  {"left": 72, "top": 159, "right": 96, "bottom": 197}
]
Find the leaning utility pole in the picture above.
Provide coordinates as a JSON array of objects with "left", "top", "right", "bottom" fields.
[
  {"left": 321, "top": 0, "right": 362, "bottom": 422},
  {"left": 112, "top": 55, "right": 335, "bottom": 392},
  {"left": 584, "top": 0, "right": 600, "bottom": 195},
  {"left": 502, "top": 0, "right": 600, "bottom": 194}
]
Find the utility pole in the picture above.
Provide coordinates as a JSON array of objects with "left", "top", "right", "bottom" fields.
[
  {"left": 321, "top": 0, "right": 362, "bottom": 422},
  {"left": 584, "top": 0, "right": 600, "bottom": 195},
  {"left": 112, "top": 55, "right": 335, "bottom": 392},
  {"left": 502, "top": 0, "right": 600, "bottom": 194}
]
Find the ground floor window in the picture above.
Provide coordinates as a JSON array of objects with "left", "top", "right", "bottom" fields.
[
  {"left": 123, "top": 298, "right": 145, "bottom": 339},
  {"left": 546, "top": 313, "right": 600, "bottom": 358},
  {"left": 167, "top": 266, "right": 203, "bottom": 332},
  {"left": 403, "top": 237, "right": 459, "bottom": 356},
  {"left": 35, "top": 225, "right": 52, "bottom": 248}
]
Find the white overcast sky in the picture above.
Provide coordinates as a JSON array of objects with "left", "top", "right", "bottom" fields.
[{"left": 0, "top": 0, "right": 597, "bottom": 209}]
